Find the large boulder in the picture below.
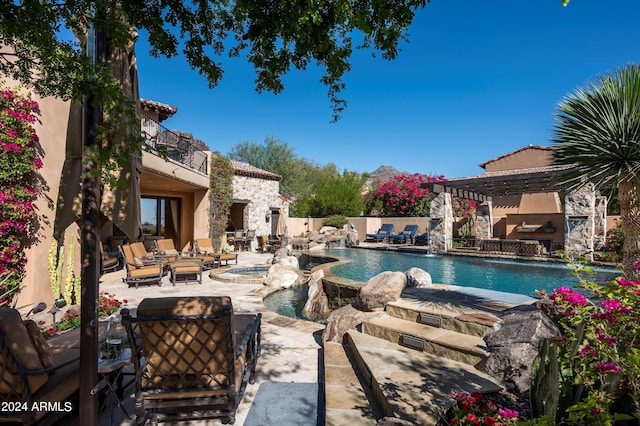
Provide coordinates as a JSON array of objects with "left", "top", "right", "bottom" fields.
[
  {"left": 273, "top": 254, "right": 299, "bottom": 269},
  {"left": 322, "top": 303, "right": 385, "bottom": 344},
  {"left": 264, "top": 263, "right": 303, "bottom": 289},
  {"left": 478, "top": 305, "right": 561, "bottom": 393},
  {"left": 405, "top": 267, "right": 432, "bottom": 288},
  {"left": 356, "top": 271, "right": 407, "bottom": 311},
  {"left": 302, "top": 270, "right": 330, "bottom": 321}
]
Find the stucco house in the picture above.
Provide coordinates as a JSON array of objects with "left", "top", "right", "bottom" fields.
[
  {"left": 8, "top": 85, "right": 284, "bottom": 308},
  {"left": 446, "top": 145, "right": 609, "bottom": 254}
]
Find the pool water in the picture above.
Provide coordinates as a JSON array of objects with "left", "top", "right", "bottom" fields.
[
  {"left": 321, "top": 248, "right": 618, "bottom": 297},
  {"left": 263, "top": 284, "right": 310, "bottom": 321}
]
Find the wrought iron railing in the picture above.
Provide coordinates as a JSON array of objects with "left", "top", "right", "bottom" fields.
[{"left": 141, "top": 116, "right": 208, "bottom": 174}]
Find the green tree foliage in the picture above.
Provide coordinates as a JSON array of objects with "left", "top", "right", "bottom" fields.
[
  {"left": 228, "top": 136, "right": 349, "bottom": 216},
  {"left": 552, "top": 64, "right": 640, "bottom": 272},
  {"left": 209, "top": 152, "right": 234, "bottom": 250},
  {"left": 1, "top": 0, "right": 429, "bottom": 120},
  {"left": 297, "top": 171, "right": 367, "bottom": 218}
]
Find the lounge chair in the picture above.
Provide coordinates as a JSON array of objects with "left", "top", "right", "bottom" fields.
[
  {"left": 121, "top": 296, "right": 261, "bottom": 425},
  {"left": 195, "top": 238, "right": 238, "bottom": 266},
  {"left": 119, "top": 244, "right": 164, "bottom": 288},
  {"left": 392, "top": 224, "right": 419, "bottom": 244},
  {"left": 100, "top": 241, "right": 120, "bottom": 274},
  {"left": 0, "top": 308, "right": 80, "bottom": 424},
  {"left": 130, "top": 241, "right": 171, "bottom": 268},
  {"left": 156, "top": 238, "right": 218, "bottom": 270},
  {"left": 365, "top": 223, "right": 394, "bottom": 242},
  {"left": 414, "top": 233, "right": 431, "bottom": 246}
]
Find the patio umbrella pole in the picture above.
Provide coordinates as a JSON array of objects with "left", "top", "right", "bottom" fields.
[{"left": 79, "top": 20, "right": 106, "bottom": 426}]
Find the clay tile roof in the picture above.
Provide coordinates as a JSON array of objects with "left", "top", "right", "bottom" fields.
[
  {"left": 479, "top": 145, "right": 555, "bottom": 168},
  {"left": 140, "top": 98, "right": 178, "bottom": 122},
  {"left": 451, "top": 164, "right": 574, "bottom": 181},
  {"left": 231, "top": 160, "right": 282, "bottom": 181}
]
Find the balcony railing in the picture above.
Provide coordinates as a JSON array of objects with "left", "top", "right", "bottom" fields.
[{"left": 141, "top": 116, "right": 208, "bottom": 175}]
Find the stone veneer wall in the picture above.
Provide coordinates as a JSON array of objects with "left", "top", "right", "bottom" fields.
[
  {"left": 564, "top": 182, "right": 607, "bottom": 260},
  {"left": 233, "top": 175, "right": 286, "bottom": 250},
  {"left": 429, "top": 192, "right": 453, "bottom": 253},
  {"left": 475, "top": 200, "right": 494, "bottom": 240}
]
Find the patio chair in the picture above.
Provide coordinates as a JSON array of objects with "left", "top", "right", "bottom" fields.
[
  {"left": 391, "top": 224, "right": 419, "bottom": 244},
  {"left": 257, "top": 235, "right": 273, "bottom": 253},
  {"left": 242, "top": 230, "right": 256, "bottom": 252},
  {"left": 119, "top": 244, "right": 164, "bottom": 288},
  {"left": 130, "top": 241, "right": 171, "bottom": 268},
  {"left": 121, "top": 296, "right": 261, "bottom": 425},
  {"left": 0, "top": 308, "right": 80, "bottom": 424},
  {"left": 230, "top": 230, "right": 245, "bottom": 252},
  {"left": 100, "top": 241, "right": 120, "bottom": 274},
  {"left": 365, "top": 223, "right": 394, "bottom": 242},
  {"left": 195, "top": 238, "right": 238, "bottom": 266},
  {"left": 156, "top": 238, "right": 219, "bottom": 270}
]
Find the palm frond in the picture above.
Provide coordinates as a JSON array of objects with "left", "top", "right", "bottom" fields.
[{"left": 552, "top": 64, "right": 640, "bottom": 191}]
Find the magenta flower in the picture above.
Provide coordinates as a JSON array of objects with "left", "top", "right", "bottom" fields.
[
  {"left": 617, "top": 278, "right": 640, "bottom": 287},
  {"left": 595, "top": 362, "right": 622, "bottom": 374},
  {"left": 498, "top": 408, "right": 519, "bottom": 419}
]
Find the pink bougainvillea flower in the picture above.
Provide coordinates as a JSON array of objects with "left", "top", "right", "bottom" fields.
[
  {"left": 497, "top": 408, "right": 519, "bottom": 419},
  {"left": 595, "top": 361, "right": 622, "bottom": 374}
]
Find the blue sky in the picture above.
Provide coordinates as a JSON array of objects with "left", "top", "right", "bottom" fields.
[{"left": 135, "top": 0, "right": 640, "bottom": 179}]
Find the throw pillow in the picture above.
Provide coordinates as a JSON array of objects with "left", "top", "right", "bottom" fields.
[{"left": 23, "top": 320, "right": 56, "bottom": 369}]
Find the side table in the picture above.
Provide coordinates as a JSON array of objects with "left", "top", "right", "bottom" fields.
[{"left": 95, "top": 348, "right": 133, "bottom": 421}]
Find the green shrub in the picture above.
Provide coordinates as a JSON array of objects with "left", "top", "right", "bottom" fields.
[{"left": 322, "top": 215, "right": 347, "bottom": 229}]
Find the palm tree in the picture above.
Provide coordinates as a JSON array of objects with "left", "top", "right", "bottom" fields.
[{"left": 552, "top": 64, "right": 640, "bottom": 273}]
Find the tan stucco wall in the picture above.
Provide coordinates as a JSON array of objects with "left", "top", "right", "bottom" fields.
[
  {"left": 518, "top": 193, "right": 562, "bottom": 214},
  {"left": 483, "top": 147, "right": 553, "bottom": 172},
  {"left": 504, "top": 213, "right": 565, "bottom": 244},
  {"left": 286, "top": 217, "right": 430, "bottom": 243}
]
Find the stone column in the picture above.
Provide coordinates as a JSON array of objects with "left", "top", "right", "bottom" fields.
[
  {"left": 593, "top": 196, "right": 608, "bottom": 251},
  {"left": 564, "top": 182, "right": 597, "bottom": 261},
  {"left": 475, "top": 200, "right": 493, "bottom": 242},
  {"left": 429, "top": 192, "right": 453, "bottom": 253}
]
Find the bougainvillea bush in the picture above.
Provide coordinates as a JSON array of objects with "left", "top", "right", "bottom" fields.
[
  {"left": 534, "top": 255, "right": 640, "bottom": 424},
  {"left": 373, "top": 174, "right": 442, "bottom": 217},
  {"left": 371, "top": 173, "right": 476, "bottom": 219},
  {"left": 0, "top": 85, "right": 41, "bottom": 306},
  {"left": 441, "top": 391, "right": 520, "bottom": 425}
]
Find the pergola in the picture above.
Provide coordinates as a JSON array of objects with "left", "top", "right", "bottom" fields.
[{"left": 441, "top": 164, "right": 575, "bottom": 197}]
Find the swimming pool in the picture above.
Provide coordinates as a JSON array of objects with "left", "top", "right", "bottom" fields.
[{"left": 320, "top": 248, "right": 618, "bottom": 297}]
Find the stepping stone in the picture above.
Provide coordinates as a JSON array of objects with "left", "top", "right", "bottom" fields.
[{"left": 347, "top": 330, "right": 503, "bottom": 426}]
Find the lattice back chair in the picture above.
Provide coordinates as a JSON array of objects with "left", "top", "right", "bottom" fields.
[
  {"left": 119, "top": 244, "right": 164, "bottom": 288},
  {"left": 121, "top": 297, "right": 261, "bottom": 425}
]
